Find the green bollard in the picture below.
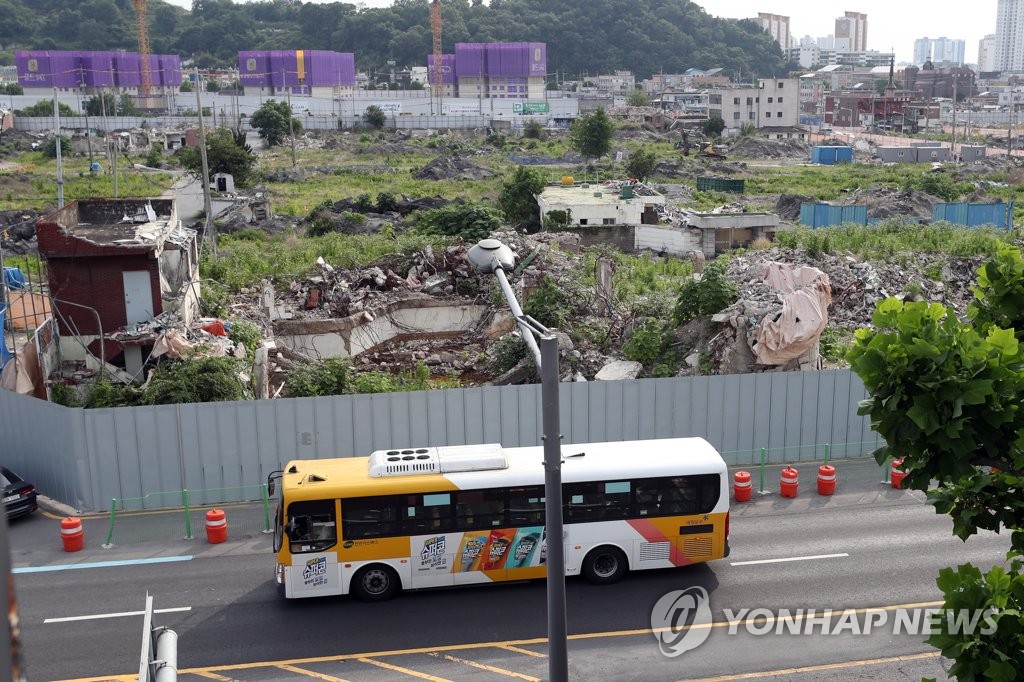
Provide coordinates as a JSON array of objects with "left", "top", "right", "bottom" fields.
[
  {"left": 183, "top": 489, "right": 192, "bottom": 540},
  {"left": 103, "top": 498, "right": 117, "bottom": 548},
  {"left": 758, "top": 447, "right": 767, "bottom": 493}
]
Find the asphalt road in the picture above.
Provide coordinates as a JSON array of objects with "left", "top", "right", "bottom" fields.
[{"left": 13, "top": 459, "right": 1009, "bottom": 681}]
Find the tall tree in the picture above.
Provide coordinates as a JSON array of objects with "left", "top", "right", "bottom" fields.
[
  {"left": 624, "top": 147, "right": 657, "bottom": 182},
  {"left": 498, "top": 165, "right": 546, "bottom": 230},
  {"left": 569, "top": 108, "right": 614, "bottom": 161},
  {"left": 849, "top": 246, "right": 1024, "bottom": 680},
  {"left": 250, "top": 99, "right": 301, "bottom": 147},
  {"left": 178, "top": 127, "right": 257, "bottom": 186}
]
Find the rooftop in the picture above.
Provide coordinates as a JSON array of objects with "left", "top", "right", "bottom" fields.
[{"left": 539, "top": 182, "right": 665, "bottom": 206}]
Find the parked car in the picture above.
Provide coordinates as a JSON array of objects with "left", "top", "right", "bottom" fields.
[{"left": 1, "top": 467, "right": 37, "bottom": 518}]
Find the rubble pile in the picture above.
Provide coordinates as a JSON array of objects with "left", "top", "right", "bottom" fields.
[
  {"left": 0, "top": 209, "right": 42, "bottom": 253},
  {"left": 846, "top": 186, "right": 940, "bottom": 220},
  {"left": 413, "top": 155, "right": 495, "bottom": 181},
  {"left": 728, "top": 137, "right": 810, "bottom": 159},
  {"left": 774, "top": 194, "right": 815, "bottom": 222}
]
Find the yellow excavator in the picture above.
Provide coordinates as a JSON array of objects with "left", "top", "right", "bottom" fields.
[{"left": 698, "top": 143, "right": 727, "bottom": 160}]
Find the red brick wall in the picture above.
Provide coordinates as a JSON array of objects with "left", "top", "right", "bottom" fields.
[{"left": 47, "top": 255, "right": 161, "bottom": 336}]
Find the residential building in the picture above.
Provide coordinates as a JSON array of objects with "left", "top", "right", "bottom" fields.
[
  {"left": 834, "top": 12, "right": 867, "bottom": 53},
  {"left": 596, "top": 71, "right": 635, "bottom": 96},
  {"left": 0, "top": 65, "right": 16, "bottom": 85},
  {"left": 707, "top": 78, "right": 800, "bottom": 132},
  {"left": 445, "top": 43, "right": 547, "bottom": 100},
  {"left": 913, "top": 38, "right": 932, "bottom": 67},
  {"left": 978, "top": 34, "right": 997, "bottom": 72},
  {"left": 787, "top": 43, "right": 821, "bottom": 69},
  {"left": 536, "top": 183, "right": 665, "bottom": 228},
  {"left": 16, "top": 50, "right": 182, "bottom": 96},
  {"left": 995, "top": 0, "right": 1024, "bottom": 72},
  {"left": 238, "top": 50, "right": 356, "bottom": 98},
  {"left": 915, "top": 37, "right": 966, "bottom": 66},
  {"left": 757, "top": 13, "right": 791, "bottom": 50}
]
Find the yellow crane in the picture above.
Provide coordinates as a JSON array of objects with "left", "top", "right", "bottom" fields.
[{"left": 132, "top": 0, "right": 153, "bottom": 97}]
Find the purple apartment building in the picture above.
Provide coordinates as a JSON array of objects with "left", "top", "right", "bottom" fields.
[
  {"left": 238, "top": 50, "right": 356, "bottom": 96},
  {"left": 16, "top": 50, "right": 182, "bottom": 95},
  {"left": 432, "top": 42, "right": 546, "bottom": 99}
]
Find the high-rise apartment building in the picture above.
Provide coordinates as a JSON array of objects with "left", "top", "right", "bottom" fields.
[
  {"left": 834, "top": 11, "right": 867, "bottom": 52},
  {"left": 914, "top": 37, "right": 966, "bottom": 66},
  {"left": 978, "top": 34, "right": 997, "bottom": 71},
  {"left": 757, "top": 13, "right": 791, "bottom": 50},
  {"left": 995, "top": 0, "right": 1024, "bottom": 72},
  {"left": 913, "top": 38, "right": 932, "bottom": 66}
]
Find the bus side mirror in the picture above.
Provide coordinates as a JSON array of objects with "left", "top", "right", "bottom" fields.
[
  {"left": 268, "top": 480, "right": 275, "bottom": 496},
  {"left": 267, "top": 470, "right": 283, "bottom": 497}
]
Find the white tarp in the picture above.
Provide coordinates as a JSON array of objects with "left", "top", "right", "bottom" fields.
[{"left": 753, "top": 262, "right": 832, "bottom": 366}]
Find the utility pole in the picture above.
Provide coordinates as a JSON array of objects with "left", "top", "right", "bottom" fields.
[
  {"left": 194, "top": 68, "right": 216, "bottom": 256},
  {"left": 52, "top": 89, "right": 64, "bottom": 208},
  {"left": 284, "top": 68, "right": 296, "bottom": 167},
  {"left": 951, "top": 77, "right": 958, "bottom": 161}
]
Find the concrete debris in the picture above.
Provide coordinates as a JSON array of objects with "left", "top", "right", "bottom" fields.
[
  {"left": 413, "top": 155, "right": 495, "bottom": 181},
  {"left": 594, "top": 360, "right": 643, "bottom": 381},
  {"left": 728, "top": 137, "right": 810, "bottom": 159},
  {"left": 847, "top": 186, "right": 940, "bottom": 220}
]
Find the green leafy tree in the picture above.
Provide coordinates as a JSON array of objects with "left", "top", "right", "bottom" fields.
[
  {"left": 250, "top": 99, "right": 301, "bottom": 146},
  {"left": 117, "top": 94, "right": 140, "bottom": 116},
  {"left": 848, "top": 246, "right": 1024, "bottom": 680},
  {"left": 42, "top": 135, "right": 72, "bottom": 158},
  {"left": 569, "top": 108, "right": 615, "bottom": 160},
  {"left": 415, "top": 202, "right": 503, "bottom": 242},
  {"left": 180, "top": 80, "right": 193, "bottom": 93},
  {"left": 178, "top": 128, "right": 257, "bottom": 186},
  {"left": 498, "top": 165, "right": 546, "bottom": 229},
  {"left": 673, "top": 260, "right": 737, "bottom": 324},
  {"left": 702, "top": 117, "right": 726, "bottom": 138},
  {"left": 626, "top": 89, "right": 650, "bottom": 107},
  {"left": 84, "top": 93, "right": 118, "bottom": 117},
  {"left": 18, "top": 99, "right": 76, "bottom": 117},
  {"left": 624, "top": 147, "right": 658, "bottom": 182},
  {"left": 0, "top": 83, "right": 23, "bottom": 95},
  {"left": 205, "top": 80, "right": 222, "bottom": 92},
  {"left": 523, "top": 120, "right": 545, "bottom": 140},
  {"left": 363, "top": 104, "right": 387, "bottom": 130}
]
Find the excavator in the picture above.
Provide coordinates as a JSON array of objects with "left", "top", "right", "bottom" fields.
[{"left": 698, "top": 143, "right": 727, "bottom": 160}]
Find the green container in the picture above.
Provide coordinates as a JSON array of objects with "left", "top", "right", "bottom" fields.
[
  {"left": 619, "top": 186, "right": 635, "bottom": 199},
  {"left": 696, "top": 176, "right": 745, "bottom": 193}
]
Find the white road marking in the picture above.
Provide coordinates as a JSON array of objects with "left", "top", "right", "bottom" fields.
[
  {"left": 731, "top": 552, "right": 849, "bottom": 566},
  {"left": 44, "top": 606, "right": 191, "bottom": 624}
]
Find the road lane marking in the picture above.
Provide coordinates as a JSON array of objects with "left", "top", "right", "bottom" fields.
[
  {"left": 277, "top": 664, "right": 350, "bottom": 681},
  {"left": 429, "top": 652, "right": 540, "bottom": 680},
  {"left": 730, "top": 553, "right": 849, "bottom": 566},
  {"left": 357, "top": 658, "right": 450, "bottom": 681},
  {"left": 496, "top": 644, "right": 546, "bottom": 658},
  {"left": 193, "top": 673, "right": 234, "bottom": 680},
  {"left": 680, "top": 650, "right": 942, "bottom": 681},
  {"left": 53, "top": 599, "right": 947, "bottom": 681},
  {"left": 14, "top": 555, "right": 193, "bottom": 573},
  {"left": 44, "top": 606, "right": 191, "bottom": 624}
]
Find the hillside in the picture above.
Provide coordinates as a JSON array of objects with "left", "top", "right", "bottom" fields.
[{"left": 0, "top": 0, "right": 789, "bottom": 81}]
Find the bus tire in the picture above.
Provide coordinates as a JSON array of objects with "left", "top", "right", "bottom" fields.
[
  {"left": 351, "top": 564, "right": 401, "bottom": 602},
  {"left": 582, "top": 546, "right": 628, "bottom": 584}
]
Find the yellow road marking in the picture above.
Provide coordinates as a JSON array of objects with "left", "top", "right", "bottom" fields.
[
  {"left": 55, "top": 599, "right": 947, "bottom": 681},
  {"left": 496, "top": 644, "right": 546, "bottom": 658},
  {"left": 357, "top": 658, "right": 450, "bottom": 681},
  {"left": 681, "top": 651, "right": 942, "bottom": 681},
  {"left": 192, "top": 672, "right": 235, "bottom": 680},
  {"left": 277, "top": 663, "right": 350, "bottom": 681},
  {"left": 429, "top": 652, "right": 540, "bottom": 680}
]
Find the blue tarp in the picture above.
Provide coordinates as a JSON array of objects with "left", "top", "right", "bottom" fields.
[
  {"left": 0, "top": 307, "right": 11, "bottom": 369},
  {"left": 3, "top": 267, "right": 26, "bottom": 291}
]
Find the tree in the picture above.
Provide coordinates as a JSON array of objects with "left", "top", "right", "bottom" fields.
[
  {"left": 178, "top": 127, "right": 257, "bottom": 186},
  {"left": 569, "top": 108, "right": 615, "bottom": 160},
  {"left": 523, "top": 120, "right": 545, "bottom": 140},
  {"left": 17, "top": 99, "right": 76, "bottom": 117},
  {"left": 408, "top": 81, "right": 424, "bottom": 90},
  {"left": 624, "top": 146, "right": 657, "bottom": 182},
  {"left": 0, "top": 83, "right": 22, "bottom": 95},
  {"left": 363, "top": 104, "right": 386, "bottom": 130},
  {"left": 702, "top": 117, "right": 726, "bottom": 138},
  {"left": 42, "top": 135, "right": 72, "bottom": 158},
  {"left": 84, "top": 93, "right": 117, "bottom": 117},
  {"left": 180, "top": 80, "right": 193, "bottom": 93},
  {"left": 498, "top": 165, "right": 546, "bottom": 230},
  {"left": 626, "top": 89, "right": 650, "bottom": 107},
  {"left": 117, "top": 94, "right": 140, "bottom": 116},
  {"left": 205, "top": 80, "right": 222, "bottom": 92},
  {"left": 848, "top": 246, "right": 1024, "bottom": 680},
  {"left": 250, "top": 99, "right": 301, "bottom": 146}
]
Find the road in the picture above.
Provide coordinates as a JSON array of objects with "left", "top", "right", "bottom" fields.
[{"left": 13, "top": 459, "right": 1008, "bottom": 681}]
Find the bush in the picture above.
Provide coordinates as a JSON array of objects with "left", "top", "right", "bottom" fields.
[
  {"left": 673, "top": 260, "right": 738, "bottom": 324},
  {"left": 227, "top": 320, "right": 262, "bottom": 353},
  {"left": 199, "top": 279, "right": 229, "bottom": 318},
  {"left": 523, "top": 275, "right": 571, "bottom": 329},
  {"left": 375, "top": 191, "right": 398, "bottom": 213},
  {"left": 286, "top": 358, "right": 351, "bottom": 397},
  {"left": 415, "top": 202, "right": 503, "bottom": 242},
  {"left": 141, "top": 357, "right": 246, "bottom": 405},
  {"left": 355, "top": 192, "right": 374, "bottom": 210},
  {"left": 486, "top": 133, "right": 507, "bottom": 148},
  {"left": 490, "top": 334, "right": 530, "bottom": 375},
  {"left": 623, "top": 320, "right": 672, "bottom": 367},
  {"left": 523, "top": 120, "right": 545, "bottom": 139}
]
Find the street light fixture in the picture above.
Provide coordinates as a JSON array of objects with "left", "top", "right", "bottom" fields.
[{"left": 466, "top": 238, "right": 568, "bottom": 682}]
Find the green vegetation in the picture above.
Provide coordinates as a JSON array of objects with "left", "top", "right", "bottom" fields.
[
  {"left": 363, "top": 105, "right": 387, "bottom": 130},
  {"left": 42, "top": 136, "right": 71, "bottom": 159},
  {"left": 17, "top": 99, "right": 77, "bottom": 117},
  {"left": 250, "top": 100, "right": 301, "bottom": 147},
  {"left": 622, "top": 320, "right": 679, "bottom": 377},
  {"left": 227, "top": 320, "right": 262, "bottom": 354},
  {"left": 141, "top": 357, "right": 247, "bottom": 404},
  {"left": 626, "top": 90, "right": 650, "bottom": 107},
  {"left": 848, "top": 247, "right": 1024, "bottom": 679},
  {"left": 774, "top": 223, "right": 1014, "bottom": 261},
  {"left": 178, "top": 128, "right": 257, "bottom": 186},
  {"left": 702, "top": 117, "right": 725, "bottom": 138},
  {"left": 523, "top": 275, "right": 572, "bottom": 329},
  {"left": 286, "top": 358, "right": 352, "bottom": 397},
  {"left": 673, "top": 260, "right": 737, "bottom": 325},
  {"left": 498, "top": 166, "right": 546, "bottom": 230},
  {"left": 286, "top": 358, "right": 456, "bottom": 396},
  {"left": 569, "top": 108, "right": 615, "bottom": 160},
  {"left": 623, "top": 147, "right": 657, "bottom": 182},
  {"left": 414, "top": 202, "right": 503, "bottom": 242}
]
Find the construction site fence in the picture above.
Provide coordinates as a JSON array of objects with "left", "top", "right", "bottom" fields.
[{"left": 94, "top": 443, "right": 889, "bottom": 547}]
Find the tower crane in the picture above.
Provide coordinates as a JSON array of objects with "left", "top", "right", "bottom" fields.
[
  {"left": 430, "top": 0, "right": 442, "bottom": 97},
  {"left": 132, "top": 0, "right": 153, "bottom": 97}
]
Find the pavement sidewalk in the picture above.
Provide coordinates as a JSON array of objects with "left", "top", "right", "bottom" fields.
[{"left": 8, "top": 455, "right": 914, "bottom": 571}]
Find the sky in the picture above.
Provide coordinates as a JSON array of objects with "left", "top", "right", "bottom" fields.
[{"left": 164, "top": 0, "right": 997, "bottom": 65}]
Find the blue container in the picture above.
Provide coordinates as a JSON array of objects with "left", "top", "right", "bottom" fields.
[{"left": 810, "top": 146, "right": 853, "bottom": 165}]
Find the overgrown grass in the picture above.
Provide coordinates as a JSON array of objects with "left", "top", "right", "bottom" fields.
[
  {"left": 742, "top": 163, "right": 958, "bottom": 201},
  {"left": 774, "top": 221, "right": 1015, "bottom": 260},
  {"left": 202, "top": 230, "right": 453, "bottom": 290},
  {"left": 576, "top": 249, "right": 694, "bottom": 305}
]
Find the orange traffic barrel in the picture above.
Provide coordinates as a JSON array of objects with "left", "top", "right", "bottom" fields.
[
  {"left": 817, "top": 465, "right": 836, "bottom": 496},
  {"left": 205, "top": 509, "right": 227, "bottom": 544},
  {"left": 780, "top": 466, "right": 799, "bottom": 498},
  {"left": 891, "top": 458, "right": 908, "bottom": 489},
  {"left": 734, "top": 471, "right": 752, "bottom": 502},
  {"left": 60, "top": 516, "right": 84, "bottom": 552}
]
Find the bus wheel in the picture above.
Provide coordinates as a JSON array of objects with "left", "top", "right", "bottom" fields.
[
  {"left": 352, "top": 565, "right": 400, "bottom": 601},
  {"left": 582, "top": 546, "right": 628, "bottom": 584}
]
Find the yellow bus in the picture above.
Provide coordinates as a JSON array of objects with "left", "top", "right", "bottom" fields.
[{"left": 268, "top": 437, "right": 729, "bottom": 600}]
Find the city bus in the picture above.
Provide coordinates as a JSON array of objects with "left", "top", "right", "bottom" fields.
[{"left": 268, "top": 437, "right": 729, "bottom": 600}]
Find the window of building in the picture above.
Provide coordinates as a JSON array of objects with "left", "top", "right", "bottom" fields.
[
  {"left": 778, "top": 97, "right": 783, "bottom": 103},
  {"left": 777, "top": 81, "right": 784, "bottom": 88},
  {"left": 746, "top": 97, "right": 753, "bottom": 105},
  {"left": 777, "top": 111, "right": 783, "bottom": 118},
  {"left": 749, "top": 112, "right": 756, "bottom": 120},
  {"left": 733, "top": 97, "right": 740, "bottom": 105},
  {"left": 602, "top": 218, "right": 616, "bottom": 225},
  {"left": 286, "top": 499, "right": 337, "bottom": 552},
  {"left": 767, "top": 97, "right": 773, "bottom": 103},
  {"left": 733, "top": 111, "right": 741, "bottom": 119},
  {"left": 766, "top": 111, "right": 772, "bottom": 118},
  {"left": 579, "top": 219, "right": 589, "bottom": 226}
]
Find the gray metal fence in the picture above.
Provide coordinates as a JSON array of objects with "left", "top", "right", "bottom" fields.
[{"left": 0, "top": 370, "right": 880, "bottom": 512}]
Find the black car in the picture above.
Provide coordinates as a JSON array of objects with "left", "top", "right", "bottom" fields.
[{"left": 1, "top": 467, "right": 37, "bottom": 518}]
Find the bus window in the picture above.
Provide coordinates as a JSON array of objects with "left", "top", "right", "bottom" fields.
[
  {"left": 634, "top": 475, "right": 721, "bottom": 517},
  {"left": 508, "top": 486, "right": 545, "bottom": 526},
  {"left": 455, "top": 489, "right": 506, "bottom": 530},
  {"left": 342, "top": 496, "right": 400, "bottom": 539},
  {"left": 400, "top": 493, "right": 453, "bottom": 535},
  {"left": 287, "top": 500, "right": 337, "bottom": 553}
]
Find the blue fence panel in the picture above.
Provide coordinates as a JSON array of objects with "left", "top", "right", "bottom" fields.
[
  {"left": 800, "top": 203, "right": 868, "bottom": 228},
  {"left": 932, "top": 202, "right": 1012, "bottom": 228}
]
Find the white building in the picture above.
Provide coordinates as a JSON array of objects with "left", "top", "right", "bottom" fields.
[
  {"left": 995, "top": 0, "right": 1024, "bottom": 72},
  {"left": 757, "top": 13, "right": 791, "bottom": 50},
  {"left": 787, "top": 44, "right": 821, "bottom": 69},
  {"left": 707, "top": 78, "right": 800, "bottom": 132},
  {"left": 536, "top": 184, "right": 665, "bottom": 228},
  {"left": 978, "top": 34, "right": 997, "bottom": 72},
  {"left": 596, "top": 71, "right": 635, "bottom": 96},
  {"left": 915, "top": 37, "right": 966, "bottom": 66}
]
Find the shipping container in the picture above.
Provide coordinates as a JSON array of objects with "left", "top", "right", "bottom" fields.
[
  {"left": 810, "top": 146, "right": 853, "bottom": 165},
  {"left": 696, "top": 176, "right": 745, "bottom": 192}
]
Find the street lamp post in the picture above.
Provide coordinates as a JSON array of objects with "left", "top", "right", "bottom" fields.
[{"left": 467, "top": 239, "right": 568, "bottom": 682}]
